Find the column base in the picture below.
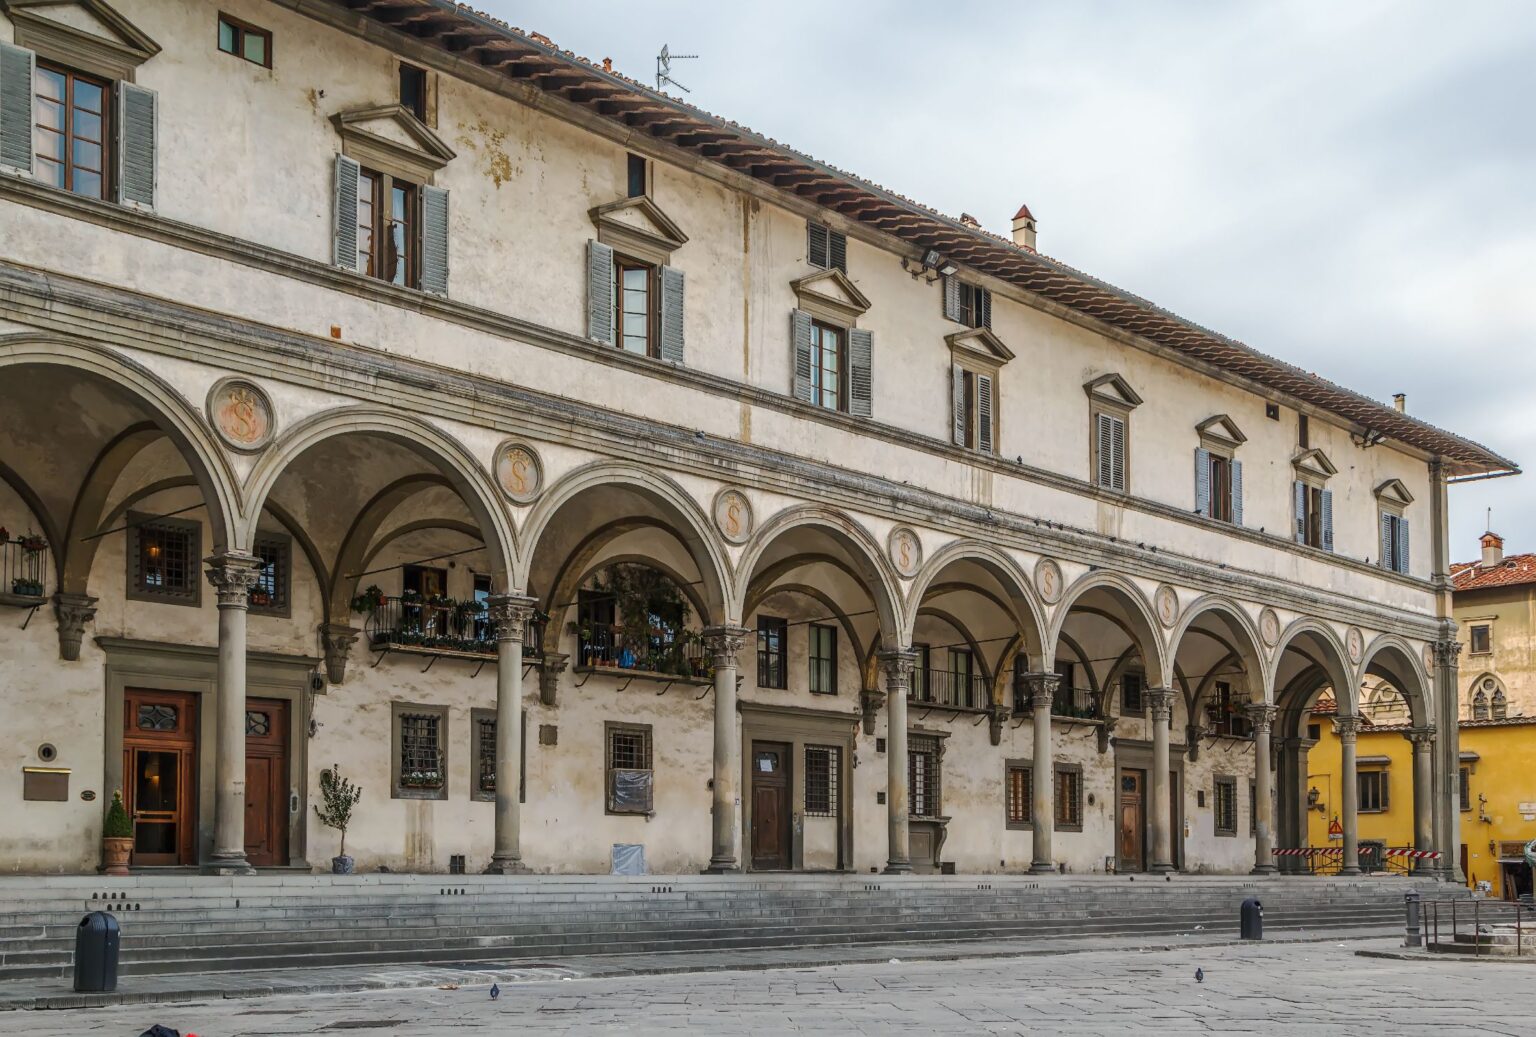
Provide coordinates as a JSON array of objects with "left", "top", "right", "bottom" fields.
[
  {"left": 882, "top": 860, "right": 913, "bottom": 874},
  {"left": 702, "top": 858, "right": 739, "bottom": 874},
  {"left": 1150, "top": 862, "right": 1176, "bottom": 874},
  {"left": 484, "top": 856, "right": 530, "bottom": 875},
  {"left": 1338, "top": 866, "right": 1362, "bottom": 876},
  {"left": 1028, "top": 861, "right": 1056, "bottom": 875},
  {"left": 200, "top": 852, "right": 255, "bottom": 876},
  {"left": 1250, "top": 864, "right": 1278, "bottom": 876}
]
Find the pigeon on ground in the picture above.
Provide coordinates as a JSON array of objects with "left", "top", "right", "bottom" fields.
[
  {"left": 490, "top": 983, "right": 500, "bottom": 1001},
  {"left": 1195, "top": 968, "right": 1204, "bottom": 983}
]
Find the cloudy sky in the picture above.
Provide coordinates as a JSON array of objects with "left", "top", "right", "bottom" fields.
[{"left": 487, "top": 0, "right": 1535, "bottom": 560}]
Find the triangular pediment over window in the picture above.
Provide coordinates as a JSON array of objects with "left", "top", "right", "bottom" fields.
[
  {"left": 791, "top": 268, "right": 871, "bottom": 325},
  {"left": 1373, "top": 478, "right": 1415, "bottom": 506},
  {"left": 3, "top": 0, "right": 161, "bottom": 80},
  {"left": 331, "top": 105, "right": 456, "bottom": 184},
  {"left": 1082, "top": 372, "right": 1143, "bottom": 410},
  {"left": 945, "top": 326, "right": 1014, "bottom": 368},
  {"left": 1196, "top": 414, "right": 1247, "bottom": 449},
  {"left": 588, "top": 195, "right": 689, "bottom": 266},
  {"left": 1292, "top": 447, "right": 1338, "bottom": 480}
]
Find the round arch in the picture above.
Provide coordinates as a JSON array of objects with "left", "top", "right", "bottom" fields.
[
  {"left": 903, "top": 540, "right": 1048, "bottom": 668},
  {"left": 1270, "top": 618, "right": 1354, "bottom": 715},
  {"left": 1358, "top": 633, "right": 1434, "bottom": 728},
  {"left": 1046, "top": 571, "right": 1169, "bottom": 688},
  {"left": 1168, "top": 594, "right": 1268, "bottom": 705}
]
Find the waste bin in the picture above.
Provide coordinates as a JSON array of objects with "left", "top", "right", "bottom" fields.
[
  {"left": 74, "top": 910, "right": 120, "bottom": 992},
  {"left": 1240, "top": 897, "right": 1263, "bottom": 940}
]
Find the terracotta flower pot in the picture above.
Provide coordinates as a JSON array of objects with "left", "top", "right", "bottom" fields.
[{"left": 102, "top": 837, "right": 132, "bottom": 877}]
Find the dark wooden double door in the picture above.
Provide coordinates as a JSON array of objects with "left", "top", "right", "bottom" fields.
[
  {"left": 750, "top": 741, "right": 792, "bottom": 870},
  {"left": 122, "top": 689, "right": 289, "bottom": 868}
]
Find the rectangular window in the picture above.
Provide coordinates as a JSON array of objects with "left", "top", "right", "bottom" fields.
[
  {"left": 804, "top": 745, "right": 840, "bottom": 817},
  {"left": 1459, "top": 766, "right": 1470, "bottom": 812},
  {"left": 1121, "top": 672, "right": 1144, "bottom": 715},
  {"left": 1307, "top": 722, "right": 1322, "bottom": 742},
  {"left": 1298, "top": 484, "right": 1326, "bottom": 548},
  {"left": 217, "top": 13, "right": 272, "bottom": 68},
  {"left": 399, "top": 63, "right": 427, "bottom": 120},
  {"left": 948, "top": 648, "right": 975, "bottom": 708},
  {"left": 756, "top": 615, "right": 787, "bottom": 689},
  {"left": 1006, "top": 763, "right": 1032, "bottom": 828},
  {"left": 614, "top": 257, "right": 656, "bottom": 356},
  {"left": 395, "top": 709, "right": 444, "bottom": 795},
  {"left": 806, "top": 221, "right": 847, "bottom": 273},
  {"left": 128, "top": 514, "right": 200, "bottom": 605},
  {"left": 1469, "top": 624, "right": 1491, "bottom": 655},
  {"left": 809, "top": 321, "right": 845, "bottom": 412},
  {"left": 472, "top": 708, "right": 526, "bottom": 803},
  {"left": 1250, "top": 780, "right": 1257, "bottom": 836},
  {"left": 1358, "top": 770, "right": 1388, "bottom": 813},
  {"left": 249, "top": 533, "right": 290, "bottom": 615},
  {"left": 808, "top": 623, "right": 837, "bottom": 695},
  {"left": 1094, "top": 411, "right": 1127, "bottom": 492},
  {"left": 1381, "top": 512, "right": 1409, "bottom": 573},
  {"left": 909, "top": 735, "right": 940, "bottom": 818},
  {"left": 1054, "top": 765, "right": 1083, "bottom": 829},
  {"left": 1298, "top": 413, "right": 1310, "bottom": 448},
  {"left": 958, "top": 282, "right": 991, "bottom": 329},
  {"left": 1214, "top": 777, "right": 1238, "bottom": 835},
  {"left": 605, "top": 722, "right": 653, "bottom": 814},
  {"left": 626, "top": 152, "right": 649, "bottom": 198},
  {"left": 355, "top": 166, "right": 419, "bottom": 287},
  {"left": 34, "top": 63, "right": 110, "bottom": 199},
  {"left": 1208, "top": 453, "right": 1233, "bottom": 523}
]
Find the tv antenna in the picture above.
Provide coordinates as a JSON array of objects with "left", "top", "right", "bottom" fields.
[{"left": 656, "top": 44, "right": 697, "bottom": 93}]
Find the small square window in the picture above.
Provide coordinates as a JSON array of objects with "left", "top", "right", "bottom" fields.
[
  {"left": 1265, "top": 402, "right": 1280, "bottom": 420},
  {"left": 806, "top": 221, "right": 847, "bottom": 273},
  {"left": 958, "top": 282, "right": 991, "bottom": 329},
  {"left": 399, "top": 63, "right": 428, "bottom": 121},
  {"left": 127, "top": 514, "right": 201, "bottom": 606},
  {"left": 1469, "top": 624, "right": 1491, "bottom": 655},
  {"left": 217, "top": 14, "right": 272, "bottom": 68}
]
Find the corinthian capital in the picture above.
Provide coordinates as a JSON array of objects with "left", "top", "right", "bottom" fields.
[
  {"left": 1333, "top": 714, "right": 1361, "bottom": 743},
  {"left": 1245, "top": 703, "right": 1278, "bottom": 734},
  {"left": 486, "top": 593, "right": 539, "bottom": 642},
  {"left": 878, "top": 649, "right": 919, "bottom": 692},
  {"left": 702, "top": 625, "right": 750, "bottom": 669},
  {"left": 204, "top": 552, "right": 261, "bottom": 608},
  {"left": 1432, "top": 639, "right": 1463, "bottom": 668},
  {"left": 1147, "top": 686, "right": 1176, "bottom": 723},
  {"left": 52, "top": 592, "right": 97, "bottom": 661}
]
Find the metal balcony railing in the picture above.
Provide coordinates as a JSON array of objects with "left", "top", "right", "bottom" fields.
[
  {"left": 364, "top": 595, "right": 543, "bottom": 657},
  {"left": 1052, "top": 684, "right": 1102, "bottom": 720},
  {"left": 0, "top": 534, "right": 50, "bottom": 602},
  {"left": 577, "top": 623, "right": 712, "bottom": 680},
  {"left": 910, "top": 668, "right": 990, "bottom": 710}
]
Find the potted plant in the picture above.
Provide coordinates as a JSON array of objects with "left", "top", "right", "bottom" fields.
[
  {"left": 350, "top": 585, "right": 385, "bottom": 615},
  {"left": 18, "top": 533, "right": 46, "bottom": 554},
  {"left": 102, "top": 790, "right": 133, "bottom": 876},
  {"left": 313, "top": 765, "right": 363, "bottom": 874},
  {"left": 11, "top": 577, "right": 42, "bottom": 597}
]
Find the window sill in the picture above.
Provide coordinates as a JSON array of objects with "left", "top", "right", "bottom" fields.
[
  {"left": 392, "top": 786, "right": 447, "bottom": 801},
  {"left": 1005, "top": 821, "right": 1032, "bottom": 831},
  {"left": 1054, "top": 823, "right": 1084, "bottom": 834},
  {"left": 1214, "top": 830, "right": 1237, "bottom": 838}
]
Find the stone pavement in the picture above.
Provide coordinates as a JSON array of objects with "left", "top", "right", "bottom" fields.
[{"left": 4, "top": 932, "right": 1530, "bottom": 1036}]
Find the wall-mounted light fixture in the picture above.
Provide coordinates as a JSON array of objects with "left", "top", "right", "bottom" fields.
[
  {"left": 902, "top": 249, "right": 956, "bottom": 283},
  {"left": 1307, "top": 786, "right": 1326, "bottom": 813}
]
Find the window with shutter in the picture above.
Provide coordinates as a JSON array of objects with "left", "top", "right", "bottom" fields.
[
  {"left": 806, "top": 221, "right": 846, "bottom": 272},
  {"left": 1320, "top": 489, "right": 1334, "bottom": 552},
  {"left": 31, "top": 61, "right": 111, "bottom": 199},
  {"left": 943, "top": 273, "right": 961, "bottom": 322},
  {"left": 1379, "top": 512, "right": 1410, "bottom": 573},
  {"left": 958, "top": 282, "right": 991, "bottom": 329},
  {"left": 658, "top": 265, "right": 685, "bottom": 364},
  {"left": 420, "top": 185, "right": 449, "bottom": 295},
  {"left": 116, "top": 81, "right": 155, "bottom": 209},
  {"left": 790, "top": 309, "right": 814, "bottom": 403},
  {"left": 976, "top": 373, "right": 994, "bottom": 453},
  {"left": 1295, "top": 481, "right": 1331, "bottom": 549},
  {"left": 1093, "top": 412, "right": 1127, "bottom": 492},
  {"left": 332, "top": 154, "right": 361, "bottom": 271},
  {"left": 587, "top": 240, "right": 616, "bottom": 344},
  {"left": 847, "top": 327, "right": 872, "bottom": 417},
  {"left": 340, "top": 160, "right": 426, "bottom": 289},
  {"left": 0, "top": 43, "right": 36, "bottom": 174}
]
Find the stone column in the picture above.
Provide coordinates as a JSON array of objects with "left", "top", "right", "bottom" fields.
[
  {"left": 1247, "top": 703, "right": 1278, "bottom": 874},
  {"left": 879, "top": 649, "right": 917, "bottom": 874},
  {"left": 1406, "top": 728, "right": 1437, "bottom": 866},
  {"left": 1021, "top": 672, "right": 1061, "bottom": 874},
  {"left": 703, "top": 626, "right": 748, "bottom": 873},
  {"left": 203, "top": 552, "right": 261, "bottom": 876},
  {"left": 1432, "top": 637, "right": 1463, "bottom": 881},
  {"left": 1148, "top": 686, "right": 1176, "bottom": 873},
  {"left": 485, "top": 594, "right": 538, "bottom": 874},
  {"left": 1336, "top": 714, "right": 1361, "bottom": 875}
]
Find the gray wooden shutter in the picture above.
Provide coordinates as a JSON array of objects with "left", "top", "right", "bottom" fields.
[
  {"left": 848, "top": 327, "right": 872, "bottom": 417},
  {"left": 1294, "top": 482, "right": 1307, "bottom": 543},
  {"left": 1110, "top": 416, "right": 1126, "bottom": 491},
  {"left": 830, "top": 230, "right": 847, "bottom": 273},
  {"left": 116, "top": 82, "right": 157, "bottom": 209},
  {"left": 952, "top": 365, "right": 967, "bottom": 446},
  {"left": 1096, "top": 413, "right": 1113, "bottom": 487},
  {"left": 1379, "top": 512, "right": 1393, "bottom": 568},
  {"left": 0, "top": 43, "right": 34, "bottom": 174},
  {"left": 790, "top": 308, "right": 814, "bottom": 402},
  {"left": 659, "top": 265, "right": 685, "bottom": 364},
  {"left": 420, "top": 185, "right": 449, "bottom": 296},
  {"left": 1397, "top": 518, "right": 1410, "bottom": 574},
  {"left": 980, "top": 287, "right": 992, "bottom": 329},
  {"left": 977, "top": 373, "right": 994, "bottom": 454},
  {"left": 943, "top": 274, "right": 961, "bottom": 322},
  {"left": 807, "top": 222, "right": 828, "bottom": 268},
  {"left": 1194, "top": 448, "right": 1212, "bottom": 516},
  {"left": 332, "top": 154, "right": 361, "bottom": 271},
  {"left": 1231, "top": 460, "right": 1244, "bottom": 526},
  {"left": 1321, "top": 489, "right": 1334, "bottom": 552},
  {"left": 587, "top": 240, "right": 615, "bottom": 345}
]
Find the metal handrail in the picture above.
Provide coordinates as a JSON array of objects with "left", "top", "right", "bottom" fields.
[{"left": 1424, "top": 896, "right": 1532, "bottom": 958}]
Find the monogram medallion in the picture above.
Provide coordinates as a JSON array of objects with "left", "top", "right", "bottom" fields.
[
  {"left": 493, "top": 441, "right": 543, "bottom": 504},
  {"left": 712, "top": 488, "right": 754, "bottom": 545},
  {"left": 206, "top": 378, "right": 274, "bottom": 452},
  {"left": 1035, "top": 557, "right": 1064, "bottom": 605},
  {"left": 887, "top": 526, "right": 922, "bottom": 579}
]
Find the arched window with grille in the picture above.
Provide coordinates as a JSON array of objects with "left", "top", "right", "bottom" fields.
[
  {"left": 1472, "top": 690, "right": 1489, "bottom": 721},
  {"left": 1491, "top": 689, "right": 1507, "bottom": 720}
]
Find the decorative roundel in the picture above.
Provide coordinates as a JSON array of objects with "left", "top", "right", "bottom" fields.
[
  {"left": 1035, "top": 558, "right": 1064, "bottom": 605},
  {"left": 1154, "top": 585, "right": 1178, "bottom": 629},
  {"left": 206, "top": 377, "right": 275, "bottom": 452},
  {"left": 712, "top": 488, "right": 754, "bottom": 545},
  {"left": 1260, "top": 608, "right": 1281, "bottom": 648},
  {"left": 887, "top": 526, "right": 922, "bottom": 579},
  {"left": 1422, "top": 643, "right": 1435, "bottom": 675},
  {"left": 1483, "top": 677, "right": 1498, "bottom": 692},
  {"left": 1346, "top": 626, "right": 1364, "bottom": 664},
  {"left": 493, "top": 441, "right": 543, "bottom": 504}
]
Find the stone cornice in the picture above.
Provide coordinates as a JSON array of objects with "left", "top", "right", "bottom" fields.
[{"left": 0, "top": 261, "right": 1439, "bottom": 640}]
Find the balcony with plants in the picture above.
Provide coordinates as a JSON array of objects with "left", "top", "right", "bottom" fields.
[
  {"left": 351, "top": 585, "right": 547, "bottom": 661},
  {"left": 0, "top": 529, "right": 50, "bottom": 606},
  {"left": 573, "top": 564, "right": 713, "bottom": 685}
]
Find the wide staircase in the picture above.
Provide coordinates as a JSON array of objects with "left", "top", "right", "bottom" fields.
[{"left": 0, "top": 872, "right": 1453, "bottom": 982}]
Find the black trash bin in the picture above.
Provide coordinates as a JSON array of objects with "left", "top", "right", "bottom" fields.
[
  {"left": 1240, "top": 897, "right": 1263, "bottom": 940},
  {"left": 74, "top": 911, "right": 120, "bottom": 992}
]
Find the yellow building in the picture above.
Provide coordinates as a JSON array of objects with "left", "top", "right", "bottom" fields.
[{"left": 1307, "top": 532, "right": 1536, "bottom": 899}]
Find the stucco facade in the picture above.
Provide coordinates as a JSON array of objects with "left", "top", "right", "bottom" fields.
[{"left": 0, "top": 0, "right": 1512, "bottom": 879}]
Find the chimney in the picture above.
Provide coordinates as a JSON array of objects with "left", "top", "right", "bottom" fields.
[
  {"left": 1392, "top": 393, "right": 1406, "bottom": 413},
  {"left": 1481, "top": 531, "right": 1505, "bottom": 569},
  {"left": 1011, "top": 203, "right": 1037, "bottom": 251},
  {"left": 959, "top": 212, "right": 981, "bottom": 229}
]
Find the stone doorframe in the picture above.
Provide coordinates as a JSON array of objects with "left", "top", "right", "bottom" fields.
[
  {"left": 98, "top": 637, "right": 320, "bottom": 869},
  {"left": 738, "top": 701, "right": 858, "bottom": 872},
  {"left": 1112, "top": 738, "right": 1187, "bottom": 871}
]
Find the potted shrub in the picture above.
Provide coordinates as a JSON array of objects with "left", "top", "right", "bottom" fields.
[
  {"left": 350, "top": 585, "right": 385, "bottom": 614},
  {"left": 313, "top": 765, "right": 363, "bottom": 874},
  {"left": 102, "top": 790, "right": 133, "bottom": 876}
]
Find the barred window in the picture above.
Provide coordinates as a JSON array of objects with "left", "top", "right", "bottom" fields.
[
  {"left": 1121, "top": 671, "right": 1144, "bottom": 715},
  {"left": 1006, "top": 764, "right": 1032, "bottom": 827},
  {"left": 1459, "top": 766, "right": 1471, "bottom": 812},
  {"left": 1250, "top": 780, "right": 1257, "bottom": 836},
  {"left": 757, "top": 616, "right": 787, "bottom": 689},
  {"left": 908, "top": 735, "right": 941, "bottom": 818},
  {"left": 399, "top": 712, "right": 443, "bottom": 788},
  {"left": 476, "top": 715, "right": 496, "bottom": 796},
  {"left": 250, "top": 533, "right": 290, "bottom": 614},
  {"left": 606, "top": 723, "right": 653, "bottom": 814},
  {"left": 1054, "top": 766, "right": 1083, "bottom": 829},
  {"left": 1214, "top": 776, "right": 1238, "bottom": 835},
  {"left": 128, "top": 515, "right": 200, "bottom": 604},
  {"left": 804, "top": 745, "right": 840, "bottom": 817}
]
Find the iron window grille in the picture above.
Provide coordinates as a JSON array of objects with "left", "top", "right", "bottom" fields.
[
  {"left": 1006, "top": 765, "right": 1032, "bottom": 827},
  {"left": 137, "top": 703, "right": 177, "bottom": 731},
  {"left": 606, "top": 723, "right": 653, "bottom": 814},
  {"left": 1054, "top": 766, "right": 1083, "bottom": 829},
  {"left": 1459, "top": 767, "right": 1471, "bottom": 812},
  {"left": 1121, "top": 672, "right": 1145, "bottom": 715},
  {"left": 908, "top": 735, "right": 941, "bottom": 819},
  {"left": 475, "top": 715, "right": 496, "bottom": 796},
  {"left": 128, "top": 514, "right": 200, "bottom": 605},
  {"left": 1214, "top": 777, "right": 1238, "bottom": 834},
  {"left": 399, "top": 712, "right": 443, "bottom": 789},
  {"left": 804, "top": 745, "right": 840, "bottom": 817},
  {"left": 250, "top": 533, "right": 289, "bottom": 614}
]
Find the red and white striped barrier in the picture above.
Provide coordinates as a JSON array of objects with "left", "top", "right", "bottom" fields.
[
  {"left": 1384, "top": 848, "right": 1441, "bottom": 860},
  {"left": 1271, "top": 847, "right": 1375, "bottom": 857}
]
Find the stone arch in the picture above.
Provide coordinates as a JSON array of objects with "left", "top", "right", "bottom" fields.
[
  {"left": 1358, "top": 633, "right": 1433, "bottom": 728},
  {"left": 1047, "top": 571, "right": 1169, "bottom": 688},
  {"left": 903, "top": 540, "right": 1048, "bottom": 671},
  {"left": 1168, "top": 595, "right": 1268, "bottom": 731},
  {"left": 1270, "top": 618, "right": 1354, "bottom": 716}
]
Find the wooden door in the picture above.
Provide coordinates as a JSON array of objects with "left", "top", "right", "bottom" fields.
[
  {"left": 244, "top": 698, "right": 289, "bottom": 867},
  {"left": 1118, "top": 768, "right": 1145, "bottom": 872},
  {"left": 750, "top": 742, "right": 792, "bottom": 870},
  {"left": 122, "top": 689, "right": 198, "bottom": 867}
]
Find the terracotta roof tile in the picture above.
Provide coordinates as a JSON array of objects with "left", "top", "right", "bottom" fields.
[{"left": 1451, "top": 554, "right": 1536, "bottom": 591}]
